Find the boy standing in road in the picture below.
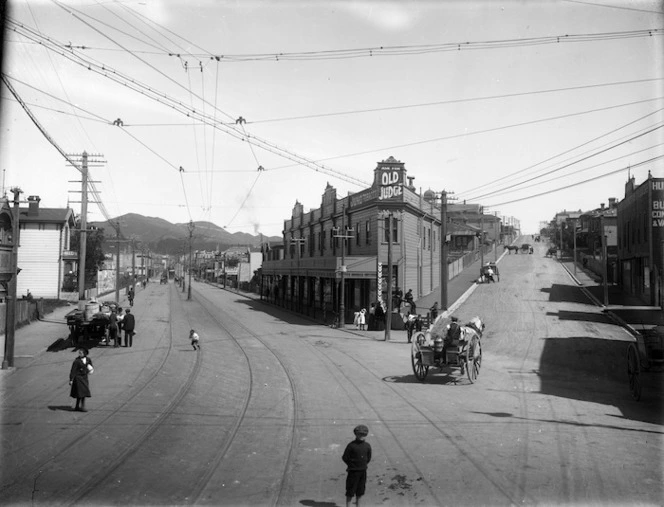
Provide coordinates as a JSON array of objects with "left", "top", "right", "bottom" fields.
[
  {"left": 342, "top": 424, "right": 372, "bottom": 507},
  {"left": 190, "top": 329, "right": 200, "bottom": 350}
]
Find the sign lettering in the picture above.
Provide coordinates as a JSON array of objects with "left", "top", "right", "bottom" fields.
[{"left": 378, "top": 168, "right": 403, "bottom": 201}]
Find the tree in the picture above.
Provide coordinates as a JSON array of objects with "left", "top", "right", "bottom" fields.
[{"left": 70, "top": 222, "right": 106, "bottom": 290}]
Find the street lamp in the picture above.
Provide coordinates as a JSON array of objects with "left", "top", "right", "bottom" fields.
[{"left": 188, "top": 220, "right": 194, "bottom": 300}]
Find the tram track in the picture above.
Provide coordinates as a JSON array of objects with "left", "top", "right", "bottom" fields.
[
  {"left": 0, "top": 284, "right": 188, "bottom": 502},
  {"left": 67, "top": 284, "right": 206, "bottom": 505},
  {"left": 187, "top": 285, "right": 300, "bottom": 506}
]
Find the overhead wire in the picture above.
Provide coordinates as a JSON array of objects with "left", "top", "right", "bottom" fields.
[
  {"left": 458, "top": 107, "right": 664, "bottom": 199},
  {"left": 486, "top": 155, "right": 664, "bottom": 208},
  {"left": 24, "top": 1, "right": 122, "bottom": 221},
  {"left": 1, "top": 74, "right": 113, "bottom": 222},
  {"left": 248, "top": 77, "right": 664, "bottom": 125},
  {"left": 7, "top": 17, "right": 368, "bottom": 187},
  {"left": 478, "top": 142, "right": 663, "bottom": 200},
  {"left": 469, "top": 125, "right": 663, "bottom": 201}
]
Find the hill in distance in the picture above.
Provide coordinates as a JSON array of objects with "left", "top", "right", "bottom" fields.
[{"left": 90, "top": 213, "right": 281, "bottom": 255}]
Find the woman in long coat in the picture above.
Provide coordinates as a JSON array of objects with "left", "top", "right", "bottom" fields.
[{"left": 69, "top": 347, "right": 93, "bottom": 412}]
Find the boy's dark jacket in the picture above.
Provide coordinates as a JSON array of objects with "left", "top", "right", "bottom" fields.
[{"left": 342, "top": 439, "right": 372, "bottom": 471}]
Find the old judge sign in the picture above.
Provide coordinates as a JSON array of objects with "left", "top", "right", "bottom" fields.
[{"left": 379, "top": 167, "right": 403, "bottom": 200}]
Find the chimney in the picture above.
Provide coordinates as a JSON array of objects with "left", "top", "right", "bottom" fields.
[
  {"left": 27, "top": 195, "right": 41, "bottom": 217},
  {"left": 600, "top": 203, "right": 605, "bottom": 210},
  {"left": 608, "top": 197, "right": 617, "bottom": 208}
]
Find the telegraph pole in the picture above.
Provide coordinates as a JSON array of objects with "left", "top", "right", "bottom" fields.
[
  {"left": 2, "top": 187, "right": 22, "bottom": 369},
  {"left": 290, "top": 236, "right": 306, "bottom": 313},
  {"left": 67, "top": 151, "right": 104, "bottom": 309},
  {"left": 188, "top": 220, "right": 194, "bottom": 300},
  {"left": 333, "top": 205, "right": 354, "bottom": 328},
  {"left": 78, "top": 153, "right": 89, "bottom": 309},
  {"left": 440, "top": 191, "right": 449, "bottom": 312},
  {"left": 480, "top": 206, "right": 484, "bottom": 267},
  {"left": 114, "top": 222, "right": 121, "bottom": 304},
  {"left": 386, "top": 212, "right": 393, "bottom": 341},
  {"left": 601, "top": 215, "right": 608, "bottom": 306}
]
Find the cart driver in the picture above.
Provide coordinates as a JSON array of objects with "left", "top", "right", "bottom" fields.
[{"left": 441, "top": 317, "right": 463, "bottom": 363}]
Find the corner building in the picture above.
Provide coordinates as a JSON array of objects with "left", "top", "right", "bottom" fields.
[{"left": 261, "top": 156, "right": 453, "bottom": 326}]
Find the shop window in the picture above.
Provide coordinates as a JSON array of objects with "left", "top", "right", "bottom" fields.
[{"left": 383, "top": 217, "right": 398, "bottom": 243}]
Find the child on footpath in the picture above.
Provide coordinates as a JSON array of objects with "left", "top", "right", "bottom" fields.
[
  {"left": 189, "top": 329, "right": 200, "bottom": 350},
  {"left": 342, "top": 424, "right": 372, "bottom": 507}
]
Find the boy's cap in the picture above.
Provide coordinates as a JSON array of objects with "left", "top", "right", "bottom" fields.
[{"left": 353, "top": 424, "right": 369, "bottom": 436}]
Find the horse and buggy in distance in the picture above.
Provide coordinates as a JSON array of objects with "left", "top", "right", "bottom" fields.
[{"left": 410, "top": 315, "right": 485, "bottom": 383}]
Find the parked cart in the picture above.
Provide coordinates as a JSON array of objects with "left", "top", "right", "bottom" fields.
[
  {"left": 627, "top": 325, "right": 664, "bottom": 401},
  {"left": 65, "top": 301, "right": 118, "bottom": 346}
]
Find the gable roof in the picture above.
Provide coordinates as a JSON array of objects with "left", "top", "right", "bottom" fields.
[{"left": 19, "top": 207, "right": 75, "bottom": 224}]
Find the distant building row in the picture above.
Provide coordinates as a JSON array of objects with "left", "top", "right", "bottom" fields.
[{"left": 550, "top": 172, "right": 663, "bottom": 306}]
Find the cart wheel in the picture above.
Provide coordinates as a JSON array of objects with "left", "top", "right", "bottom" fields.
[
  {"left": 411, "top": 334, "right": 429, "bottom": 382},
  {"left": 627, "top": 343, "right": 641, "bottom": 401},
  {"left": 466, "top": 337, "right": 482, "bottom": 383}
]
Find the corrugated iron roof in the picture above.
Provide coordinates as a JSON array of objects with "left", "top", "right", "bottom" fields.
[{"left": 18, "top": 207, "right": 74, "bottom": 224}]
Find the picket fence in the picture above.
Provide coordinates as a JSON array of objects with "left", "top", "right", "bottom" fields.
[{"left": 0, "top": 300, "right": 44, "bottom": 335}]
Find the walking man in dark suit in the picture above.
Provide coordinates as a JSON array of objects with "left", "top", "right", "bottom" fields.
[{"left": 123, "top": 308, "right": 136, "bottom": 347}]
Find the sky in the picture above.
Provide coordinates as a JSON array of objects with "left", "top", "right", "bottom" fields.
[{"left": 1, "top": 0, "right": 663, "bottom": 238}]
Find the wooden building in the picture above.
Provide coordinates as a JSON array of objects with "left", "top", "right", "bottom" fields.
[
  {"left": 261, "top": 156, "right": 503, "bottom": 325},
  {"left": 16, "top": 196, "right": 76, "bottom": 299}
]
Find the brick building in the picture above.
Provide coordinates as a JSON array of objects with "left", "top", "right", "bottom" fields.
[{"left": 261, "top": 156, "right": 507, "bottom": 325}]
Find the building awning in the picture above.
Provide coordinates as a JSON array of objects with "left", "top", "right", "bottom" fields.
[{"left": 262, "top": 255, "right": 377, "bottom": 279}]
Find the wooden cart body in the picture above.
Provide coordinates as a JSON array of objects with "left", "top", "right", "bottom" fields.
[{"left": 411, "top": 317, "right": 484, "bottom": 383}]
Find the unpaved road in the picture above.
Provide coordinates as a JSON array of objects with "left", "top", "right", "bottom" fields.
[{"left": 1, "top": 242, "right": 661, "bottom": 506}]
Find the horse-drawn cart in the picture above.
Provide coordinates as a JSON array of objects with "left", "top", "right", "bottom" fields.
[
  {"left": 627, "top": 325, "right": 663, "bottom": 401},
  {"left": 410, "top": 316, "right": 484, "bottom": 383},
  {"left": 65, "top": 301, "right": 118, "bottom": 346}
]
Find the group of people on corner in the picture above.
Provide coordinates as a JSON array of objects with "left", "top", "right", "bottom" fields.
[
  {"left": 352, "top": 288, "right": 440, "bottom": 339},
  {"left": 106, "top": 306, "right": 136, "bottom": 348}
]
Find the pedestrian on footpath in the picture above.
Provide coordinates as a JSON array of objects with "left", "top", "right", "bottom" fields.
[
  {"left": 342, "top": 424, "right": 372, "bottom": 507},
  {"left": 190, "top": 329, "right": 200, "bottom": 350},
  {"left": 128, "top": 286, "right": 135, "bottom": 307},
  {"left": 69, "top": 347, "right": 93, "bottom": 412},
  {"left": 429, "top": 301, "right": 439, "bottom": 321},
  {"left": 108, "top": 309, "right": 119, "bottom": 347},
  {"left": 358, "top": 309, "right": 366, "bottom": 331},
  {"left": 123, "top": 308, "right": 136, "bottom": 347}
]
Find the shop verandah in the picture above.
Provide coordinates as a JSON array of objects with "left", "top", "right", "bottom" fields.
[{"left": 261, "top": 256, "right": 377, "bottom": 326}]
